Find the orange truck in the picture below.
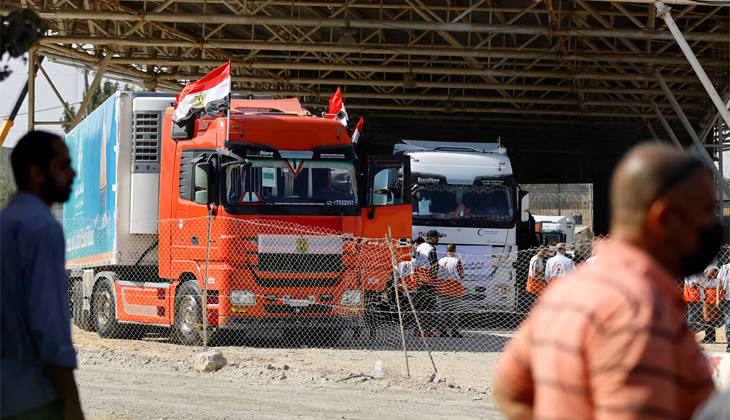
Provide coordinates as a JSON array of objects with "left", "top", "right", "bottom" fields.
[{"left": 65, "top": 92, "right": 412, "bottom": 345}]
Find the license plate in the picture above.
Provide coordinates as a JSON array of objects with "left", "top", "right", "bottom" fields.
[{"left": 283, "top": 295, "right": 315, "bottom": 307}]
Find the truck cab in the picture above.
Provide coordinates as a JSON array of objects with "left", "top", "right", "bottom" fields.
[
  {"left": 66, "top": 93, "right": 412, "bottom": 345},
  {"left": 394, "top": 140, "right": 538, "bottom": 315}
]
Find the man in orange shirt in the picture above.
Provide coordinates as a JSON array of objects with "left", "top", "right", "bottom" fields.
[{"left": 495, "top": 144, "right": 719, "bottom": 420}]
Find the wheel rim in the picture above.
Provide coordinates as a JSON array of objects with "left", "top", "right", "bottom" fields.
[
  {"left": 179, "top": 296, "right": 199, "bottom": 335},
  {"left": 96, "top": 290, "right": 112, "bottom": 328}
]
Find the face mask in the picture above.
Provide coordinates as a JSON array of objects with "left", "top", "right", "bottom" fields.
[{"left": 681, "top": 222, "right": 724, "bottom": 277}]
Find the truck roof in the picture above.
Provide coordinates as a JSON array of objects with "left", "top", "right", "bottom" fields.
[
  {"left": 534, "top": 215, "right": 569, "bottom": 223},
  {"left": 165, "top": 105, "right": 352, "bottom": 151},
  {"left": 396, "top": 140, "right": 506, "bottom": 154},
  {"left": 405, "top": 149, "right": 513, "bottom": 180}
]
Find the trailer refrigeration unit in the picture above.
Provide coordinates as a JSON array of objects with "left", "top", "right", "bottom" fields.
[
  {"left": 65, "top": 92, "right": 412, "bottom": 345},
  {"left": 394, "top": 140, "right": 540, "bottom": 315}
]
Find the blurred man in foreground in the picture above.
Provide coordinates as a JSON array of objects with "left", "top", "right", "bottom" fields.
[
  {"left": 495, "top": 144, "right": 719, "bottom": 420},
  {"left": 1, "top": 132, "right": 84, "bottom": 420}
]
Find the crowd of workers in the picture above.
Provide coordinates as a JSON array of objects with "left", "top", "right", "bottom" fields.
[{"left": 395, "top": 230, "right": 466, "bottom": 338}]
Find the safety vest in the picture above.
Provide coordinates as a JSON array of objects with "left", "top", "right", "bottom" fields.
[
  {"left": 414, "top": 243, "right": 437, "bottom": 286},
  {"left": 683, "top": 284, "right": 701, "bottom": 303},
  {"left": 704, "top": 287, "right": 726, "bottom": 305},
  {"left": 526, "top": 255, "right": 547, "bottom": 295},
  {"left": 436, "top": 256, "right": 464, "bottom": 297}
]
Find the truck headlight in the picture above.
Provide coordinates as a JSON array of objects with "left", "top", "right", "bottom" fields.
[
  {"left": 340, "top": 290, "right": 362, "bottom": 306},
  {"left": 230, "top": 290, "right": 256, "bottom": 306}
]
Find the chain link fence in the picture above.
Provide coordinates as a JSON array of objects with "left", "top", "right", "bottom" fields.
[{"left": 65, "top": 219, "right": 727, "bottom": 378}]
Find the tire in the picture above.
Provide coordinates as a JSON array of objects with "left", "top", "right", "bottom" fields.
[
  {"left": 72, "top": 279, "right": 93, "bottom": 331},
  {"left": 174, "top": 281, "right": 204, "bottom": 346},
  {"left": 93, "top": 280, "right": 125, "bottom": 338}
]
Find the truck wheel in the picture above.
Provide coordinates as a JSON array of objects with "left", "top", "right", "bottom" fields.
[
  {"left": 72, "top": 279, "right": 93, "bottom": 331},
  {"left": 93, "top": 280, "right": 125, "bottom": 338},
  {"left": 174, "top": 281, "right": 203, "bottom": 346}
]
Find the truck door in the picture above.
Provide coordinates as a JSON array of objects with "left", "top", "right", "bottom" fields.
[
  {"left": 360, "top": 155, "right": 411, "bottom": 239},
  {"left": 173, "top": 148, "right": 218, "bottom": 262}
]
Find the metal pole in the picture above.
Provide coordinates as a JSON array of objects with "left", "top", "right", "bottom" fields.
[
  {"left": 68, "top": 48, "right": 114, "bottom": 131},
  {"left": 387, "top": 228, "right": 410, "bottom": 379},
  {"left": 28, "top": 48, "right": 36, "bottom": 132},
  {"left": 202, "top": 213, "right": 212, "bottom": 349},
  {"left": 654, "top": 69, "right": 730, "bottom": 199},
  {"left": 650, "top": 99, "right": 683, "bottom": 150},
  {"left": 646, "top": 121, "right": 662, "bottom": 143},
  {"left": 655, "top": 2, "right": 730, "bottom": 130}
]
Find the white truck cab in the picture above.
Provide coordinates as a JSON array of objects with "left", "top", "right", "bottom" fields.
[
  {"left": 534, "top": 215, "right": 576, "bottom": 254},
  {"left": 395, "top": 140, "right": 538, "bottom": 314}
]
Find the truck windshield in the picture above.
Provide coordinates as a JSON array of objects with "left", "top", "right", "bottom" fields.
[
  {"left": 413, "top": 184, "right": 513, "bottom": 222},
  {"left": 225, "top": 158, "right": 358, "bottom": 206}
]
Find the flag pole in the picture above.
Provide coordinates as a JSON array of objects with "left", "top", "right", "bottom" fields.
[{"left": 226, "top": 61, "right": 232, "bottom": 141}]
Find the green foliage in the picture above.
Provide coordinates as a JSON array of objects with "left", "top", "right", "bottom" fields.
[
  {"left": 0, "top": 165, "right": 16, "bottom": 209},
  {"left": 60, "top": 81, "right": 141, "bottom": 133}
]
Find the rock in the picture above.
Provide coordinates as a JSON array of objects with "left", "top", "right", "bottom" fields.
[
  {"left": 266, "top": 364, "right": 275, "bottom": 370},
  {"left": 283, "top": 364, "right": 290, "bottom": 371},
  {"left": 371, "top": 360, "right": 387, "bottom": 379},
  {"left": 194, "top": 350, "right": 227, "bottom": 372}
]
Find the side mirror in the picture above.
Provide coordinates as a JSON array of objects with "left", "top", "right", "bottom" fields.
[
  {"left": 373, "top": 189, "right": 393, "bottom": 206},
  {"left": 194, "top": 162, "right": 213, "bottom": 205},
  {"left": 520, "top": 192, "right": 530, "bottom": 223}
]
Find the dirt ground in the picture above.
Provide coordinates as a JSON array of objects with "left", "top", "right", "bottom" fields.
[
  {"left": 73, "top": 326, "right": 507, "bottom": 420},
  {"left": 73, "top": 321, "right": 730, "bottom": 420}
]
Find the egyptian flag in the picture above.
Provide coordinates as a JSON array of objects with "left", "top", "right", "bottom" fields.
[
  {"left": 173, "top": 60, "right": 231, "bottom": 127},
  {"left": 350, "top": 117, "right": 363, "bottom": 145},
  {"left": 327, "top": 87, "right": 348, "bottom": 127}
]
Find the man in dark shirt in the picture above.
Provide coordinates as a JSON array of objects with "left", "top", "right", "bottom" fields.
[{"left": 1, "top": 132, "right": 83, "bottom": 420}]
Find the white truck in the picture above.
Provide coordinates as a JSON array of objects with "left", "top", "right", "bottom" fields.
[
  {"left": 534, "top": 215, "right": 576, "bottom": 250},
  {"left": 394, "top": 140, "right": 540, "bottom": 314}
]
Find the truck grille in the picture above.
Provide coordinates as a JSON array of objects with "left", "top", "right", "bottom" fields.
[
  {"left": 258, "top": 253, "right": 343, "bottom": 274},
  {"left": 264, "top": 304, "right": 332, "bottom": 314}
]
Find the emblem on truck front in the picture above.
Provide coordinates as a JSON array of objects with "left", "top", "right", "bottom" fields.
[{"left": 296, "top": 237, "right": 309, "bottom": 254}]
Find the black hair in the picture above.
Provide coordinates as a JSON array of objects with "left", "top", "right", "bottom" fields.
[
  {"left": 11, "top": 131, "right": 62, "bottom": 187},
  {"left": 413, "top": 237, "right": 425, "bottom": 244}
]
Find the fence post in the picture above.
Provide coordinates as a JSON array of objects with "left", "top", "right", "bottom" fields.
[
  {"left": 386, "top": 228, "right": 410, "bottom": 378},
  {"left": 202, "top": 214, "right": 212, "bottom": 349}
]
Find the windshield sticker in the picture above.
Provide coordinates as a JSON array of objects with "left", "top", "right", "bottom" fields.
[
  {"left": 320, "top": 153, "right": 346, "bottom": 159},
  {"left": 326, "top": 200, "right": 355, "bottom": 206},
  {"left": 262, "top": 167, "right": 276, "bottom": 187},
  {"left": 285, "top": 159, "right": 305, "bottom": 177},
  {"left": 417, "top": 177, "right": 441, "bottom": 185},
  {"left": 418, "top": 199, "right": 431, "bottom": 215},
  {"left": 246, "top": 150, "right": 274, "bottom": 158},
  {"left": 239, "top": 192, "right": 263, "bottom": 204},
  {"left": 451, "top": 203, "right": 471, "bottom": 219}
]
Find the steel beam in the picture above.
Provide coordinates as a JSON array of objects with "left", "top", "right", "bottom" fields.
[
  {"left": 655, "top": 2, "right": 730, "bottom": 131},
  {"left": 28, "top": 47, "right": 35, "bottom": 132},
  {"left": 39, "top": 37, "right": 728, "bottom": 67},
  {"left": 158, "top": 72, "right": 706, "bottom": 97},
  {"left": 650, "top": 99, "right": 684, "bottom": 149},
  {"left": 654, "top": 69, "right": 730, "bottom": 199},
  {"left": 103, "top": 58, "right": 715, "bottom": 85},
  {"left": 69, "top": 49, "right": 114, "bottom": 131},
  {"left": 28, "top": 9, "right": 730, "bottom": 42}
]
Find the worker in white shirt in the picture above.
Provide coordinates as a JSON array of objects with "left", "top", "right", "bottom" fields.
[
  {"left": 545, "top": 243, "right": 576, "bottom": 285},
  {"left": 436, "top": 244, "right": 465, "bottom": 338},
  {"left": 526, "top": 246, "right": 549, "bottom": 296},
  {"left": 717, "top": 262, "right": 730, "bottom": 352},
  {"left": 413, "top": 230, "right": 441, "bottom": 337}
]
